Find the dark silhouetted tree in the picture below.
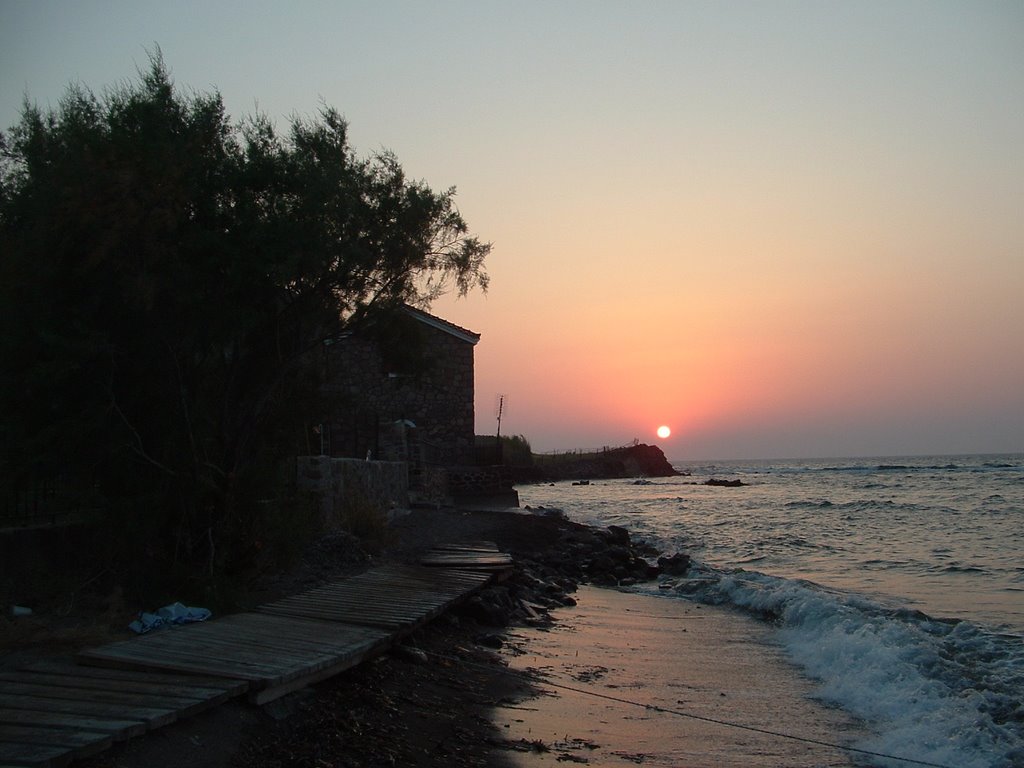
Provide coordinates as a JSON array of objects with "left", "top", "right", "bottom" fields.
[{"left": 0, "top": 54, "right": 489, "bottom": 587}]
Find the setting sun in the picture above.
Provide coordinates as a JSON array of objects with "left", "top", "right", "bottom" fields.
[{"left": 656, "top": 425, "right": 671, "bottom": 439}]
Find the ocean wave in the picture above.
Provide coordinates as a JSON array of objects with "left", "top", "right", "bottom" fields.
[
  {"left": 662, "top": 567, "right": 1024, "bottom": 768},
  {"left": 939, "top": 564, "right": 989, "bottom": 575},
  {"left": 784, "top": 499, "right": 834, "bottom": 509}
]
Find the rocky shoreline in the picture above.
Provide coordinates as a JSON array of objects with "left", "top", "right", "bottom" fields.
[{"left": 459, "top": 513, "right": 691, "bottom": 633}]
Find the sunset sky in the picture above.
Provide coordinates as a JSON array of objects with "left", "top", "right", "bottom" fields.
[{"left": 2, "top": 1, "right": 1022, "bottom": 459}]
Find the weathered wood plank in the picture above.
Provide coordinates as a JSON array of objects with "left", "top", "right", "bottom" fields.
[
  {"left": 265, "top": 577, "right": 486, "bottom": 604},
  {"left": 19, "top": 661, "right": 248, "bottom": 697},
  {"left": 258, "top": 595, "right": 461, "bottom": 615},
  {"left": 0, "top": 695, "right": 176, "bottom": 728},
  {"left": 0, "top": 739, "right": 73, "bottom": 767},
  {"left": 0, "top": 725, "right": 112, "bottom": 759},
  {"left": 256, "top": 596, "right": 462, "bottom": 621},
  {"left": 249, "top": 635, "right": 391, "bottom": 705},
  {"left": 259, "top": 594, "right": 450, "bottom": 614},
  {"left": 430, "top": 541, "right": 499, "bottom": 551},
  {"left": 0, "top": 709, "right": 146, "bottom": 740},
  {"left": 0, "top": 684, "right": 210, "bottom": 718},
  {"left": 116, "top": 617, "right": 388, "bottom": 665},
  {"left": 78, "top": 642, "right": 303, "bottom": 683},
  {"left": 79, "top": 621, "right": 389, "bottom": 687},
  {"left": 255, "top": 607, "right": 415, "bottom": 631},
  {"left": 0, "top": 672, "right": 232, "bottom": 704}
]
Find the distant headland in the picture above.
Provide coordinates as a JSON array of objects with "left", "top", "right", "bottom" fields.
[{"left": 512, "top": 442, "right": 680, "bottom": 483}]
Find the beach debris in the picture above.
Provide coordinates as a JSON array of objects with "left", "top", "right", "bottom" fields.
[
  {"left": 128, "top": 601, "right": 211, "bottom": 634},
  {"left": 567, "top": 665, "right": 608, "bottom": 683}
]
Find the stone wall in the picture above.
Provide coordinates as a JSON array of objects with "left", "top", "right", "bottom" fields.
[
  {"left": 446, "top": 464, "right": 520, "bottom": 508},
  {"left": 321, "top": 316, "right": 476, "bottom": 467},
  {"left": 296, "top": 456, "right": 409, "bottom": 526}
]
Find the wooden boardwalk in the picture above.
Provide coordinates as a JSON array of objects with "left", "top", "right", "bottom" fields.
[{"left": 0, "top": 544, "right": 511, "bottom": 767}]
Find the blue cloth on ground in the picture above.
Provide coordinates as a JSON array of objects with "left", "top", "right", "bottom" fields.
[{"left": 128, "top": 602, "right": 212, "bottom": 634}]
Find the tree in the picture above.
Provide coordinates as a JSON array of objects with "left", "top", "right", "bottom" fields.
[{"left": 0, "top": 54, "right": 489, "bottom": 587}]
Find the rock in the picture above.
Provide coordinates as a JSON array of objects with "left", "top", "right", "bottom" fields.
[
  {"left": 475, "top": 633, "right": 504, "bottom": 649},
  {"left": 657, "top": 552, "right": 692, "bottom": 576},
  {"left": 459, "top": 595, "right": 510, "bottom": 627},
  {"left": 704, "top": 478, "right": 745, "bottom": 487},
  {"left": 602, "top": 525, "right": 631, "bottom": 546}
]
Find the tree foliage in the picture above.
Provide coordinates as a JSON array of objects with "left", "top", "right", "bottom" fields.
[{"left": 0, "top": 54, "right": 489, "bottom": 588}]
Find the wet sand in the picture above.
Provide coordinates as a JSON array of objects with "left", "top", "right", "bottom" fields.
[{"left": 494, "top": 586, "right": 867, "bottom": 767}]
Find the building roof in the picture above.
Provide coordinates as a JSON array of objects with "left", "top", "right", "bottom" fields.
[{"left": 401, "top": 304, "right": 480, "bottom": 345}]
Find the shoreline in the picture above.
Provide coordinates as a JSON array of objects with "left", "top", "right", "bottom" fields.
[
  {"left": 493, "top": 585, "right": 865, "bottom": 767},
  {"left": 57, "top": 506, "right": 864, "bottom": 766}
]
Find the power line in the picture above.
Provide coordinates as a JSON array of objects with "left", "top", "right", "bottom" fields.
[{"left": 427, "top": 649, "right": 959, "bottom": 768}]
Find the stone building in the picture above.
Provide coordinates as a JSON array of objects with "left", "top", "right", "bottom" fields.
[{"left": 319, "top": 304, "right": 480, "bottom": 470}]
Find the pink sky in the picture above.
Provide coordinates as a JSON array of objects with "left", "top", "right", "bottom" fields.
[{"left": 3, "top": 2, "right": 1022, "bottom": 458}]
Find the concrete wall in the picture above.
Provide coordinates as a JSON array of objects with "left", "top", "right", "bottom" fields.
[{"left": 297, "top": 456, "right": 409, "bottom": 525}]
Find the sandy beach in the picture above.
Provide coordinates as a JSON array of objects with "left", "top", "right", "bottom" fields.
[{"left": 493, "top": 585, "right": 865, "bottom": 767}]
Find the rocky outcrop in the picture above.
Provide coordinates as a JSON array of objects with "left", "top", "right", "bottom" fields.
[
  {"left": 455, "top": 520, "right": 690, "bottom": 629},
  {"left": 516, "top": 443, "right": 679, "bottom": 483}
]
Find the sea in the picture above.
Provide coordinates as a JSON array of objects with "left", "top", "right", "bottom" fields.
[{"left": 517, "top": 453, "right": 1024, "bottom": 768}]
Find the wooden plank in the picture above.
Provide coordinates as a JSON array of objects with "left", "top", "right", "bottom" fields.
[
  {"left": 0, "top": 709, "right": 146, "bottom": 740},
  {"left": 256, "top": 593, "right": 466, "bottom": 619},
  {"left": 255, "top": 604, "right": 419, "bottom": 623},
  {"left": 0, "top": 739, "right": 73, "bottom": 767},
  {"left": 19, "top": 661, "right": 248, "bottom": 697},
  {"left": 342, "top": 565, "right": 489, "bottom": 587},
  {"left": 117, "top": 618, "right": 387, "bottom": 666},
  {"left": 0, "top": 684, "right": 211, "bottom": 719},
  {"left": 258, "top": 594, "right": 449, "bottom": 614},
  {"left": 266, "top": 580, "right": 482, "bottom": 605},
  {"left": 420, "top": 552, "right": 512, "bottom": 562},
  {"left": 79, "top": 622, "right": 389, "bottom": 687},
  {"left": 215, "top": 613, "right": 397, "bottom": 644},
  {"left": 431, "top": 540, "right": 499, "bottom": 550},
  {"left": 79, "top": 642, "right": 302, "bottom": 683},
  {"left": 249, "top": 635, "right": 392, "bottom": 705},
  {"left": 420, "top": 552, "right": 511, "bottom": 561},
  {"left": 0, "top": 672, "right": 233, "bottom": 704},
  {"left": 0, "top": 725, "right": 112, "bottom": 759},
  {"left": 298, "top": 575, "right": 486, "bottom": 595},
  {"left": 255, "top": 607, "right": 416, "bottom": 631},
  {"left": 257, "top": 597, "right": 451, "bottom": 617},
  {"left": 0, "top": 695, "right": 176, "bottom": 729}
]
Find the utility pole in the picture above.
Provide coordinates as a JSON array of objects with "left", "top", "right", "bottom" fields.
[{"left": 495, "top": 394, "right": 505, "bottom": 441}]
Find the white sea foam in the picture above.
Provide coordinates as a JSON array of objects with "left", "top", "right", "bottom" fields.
[{"left": 679, "top": 568, "right": 1024, "bottom": 768}]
